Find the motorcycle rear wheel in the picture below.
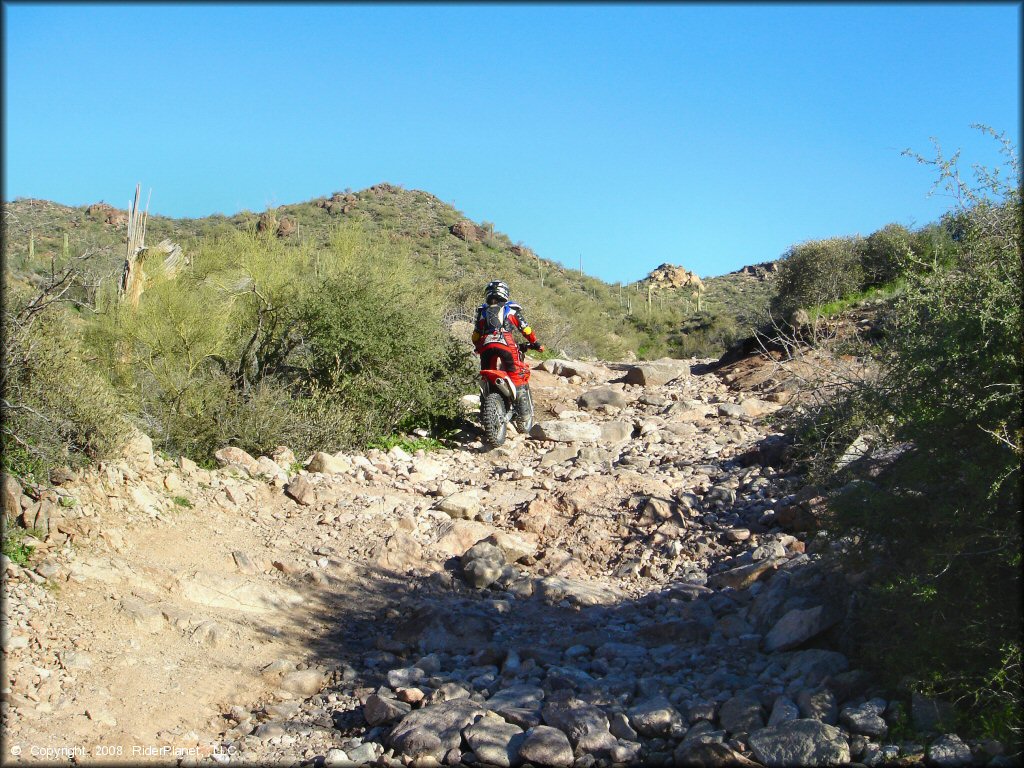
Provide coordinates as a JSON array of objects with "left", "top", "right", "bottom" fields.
[
  {"left": 513, "top": 384, "right": 534, "bottom": 433},
  {"left": 481, "top": 392, "right": 508, "bottom": 447}
]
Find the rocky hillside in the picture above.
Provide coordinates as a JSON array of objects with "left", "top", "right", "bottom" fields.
[
  {"left": 2, "top": 189, "right": 778, "bottom": 359},
  {"left": 2, "top": 352, "right": 1003, "bottom": 767}
]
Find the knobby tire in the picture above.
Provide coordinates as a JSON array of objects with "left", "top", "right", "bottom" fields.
[{"left": 481, "top": 392, "right": 508, "bottom": 447}]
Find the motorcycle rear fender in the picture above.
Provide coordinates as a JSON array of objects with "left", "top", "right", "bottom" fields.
[{"left": 481, "top": 372, "right": 517, "bottom": 402}]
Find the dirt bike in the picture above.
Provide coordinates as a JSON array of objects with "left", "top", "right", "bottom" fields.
[{"left": 479, "top": 342, "right": 538, "bottom": 448}]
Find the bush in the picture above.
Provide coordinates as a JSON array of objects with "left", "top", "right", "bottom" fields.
[
  {"left": 858, "top": 223, "right": 915, "bottom": 287},
  {"left": 2, "top": 281, "right": 129, "bottom": 482},
  {"left": 87, "top": 223, "right": 475, "bottom": 461},
  {"left": 297, "top": 267, "right": 475, "bottom": 446},
  {"left": 790, "top": 127, "right": 1022, "bottom": 744},
  {"left": 772, "top": 236, "right": 864, "bottom": 319}
]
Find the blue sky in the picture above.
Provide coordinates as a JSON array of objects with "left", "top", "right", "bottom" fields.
[{"left": 3, "top": 3, "right": 1020, "bottom": 283}]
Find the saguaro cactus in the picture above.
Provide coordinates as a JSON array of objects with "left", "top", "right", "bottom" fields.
[{"left": 118, "top": 184, "right": 150, "bottom": 309}]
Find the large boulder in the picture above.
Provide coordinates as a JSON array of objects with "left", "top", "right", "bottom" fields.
[
  {"left": 600, "top": 421, "right": 634, "bottom": 443},
  {"left": 214, "top": 446, "right": 260, "bottom": 474},
  {"left": 434, "top": 520, "right": 494, "bottom": 557},
  {"left": 541, "top": 698, "right": 617, "bottom": 752},
  {"left": 926, "top": 734, "right": 973, "bottom": 768},
  {"left": 461, "top": 542, "right": 506, "bottom": 589},
  {"left": 517, "top": 725, "right": 574, "bottom": 767},
  {"left": 389, "top": 699, "right": 489, "bottom": 760},
  {"left": 284, "top": 476, "right": 315, "bottom": 506},
  {"left": 839, "top": 700, "right": 888, "bottom": 738},
  {"left": 280, "top": 668, "right": 326, "bottom": 696},
  {"left": 764, "top": 605, "right": 841, "bottom": 652},
  {"left": 747, "top": 719, "right": 850, "bottom": 767},
  {"left": 121, "top": 429, "right": 156, "bottom": 470},
  {"left": 364, "top": 693, "right": 412, "bottom": 726},
  {"left": 305, "top": 452, "right": 351, "bottom": 474},
  {"left": 623, "top": 359, "right": 689, "bottom": 386},
  {"left": 450, "top": 220, "right": 482, "bottom": 242},
  {"left": 647, "top": 263, "right": 703, "bottom": 289},
  {"left": 463, "top": 717, "right": 526, "bottom": 768},
  {"left": 276, "top": 215, "right": 297, "bottom": 238},
  {"left": 578, "top": 387, "right": 627, "bottom": 410},
  {"left": 626, "top": 696, "right": 685, "bottom": 738},
  {"left": 482, "top": 531, "right": 538, "bottom": 564},
  {"left": 529, "top": 421, "right": 602, "bottom": 443}
]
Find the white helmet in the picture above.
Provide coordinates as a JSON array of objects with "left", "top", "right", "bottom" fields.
[{"left": 484, "top": 280, "right": 510, "bottom": 303}]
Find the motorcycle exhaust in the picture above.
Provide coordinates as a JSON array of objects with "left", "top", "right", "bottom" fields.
[{"left": 493, "top": 377, "right": 517, "bottom": 402}]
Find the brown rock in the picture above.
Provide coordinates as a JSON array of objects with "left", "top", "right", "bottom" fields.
[
  {"left": 434, "top": 520, "right": 493, "bottom": 558},
  {"left": 121, "top": 429, "right": 156, "bottom": 470},
  {"left": 270, "top": 446, "right": 296, "bottom": 469},
  {"left": 516, "top": 497, "right": 560, "bottom": 535},
  {"left": 277, "top": 216, "right": 297, "bottom": 237},
  {"left": 449, "top": 220, "right": 482, "bottom": 242},
  {"left": 2, "top": 474, "right": 23, "bottom": 522},
  {"left": 214, "top": 446, "right": 260, "bottom": 474},
  {"left": 256, "top": 211, "right": 277, "bottom": 233},
  {"left": 285, "top": 476, "right": 315, "bottom": 506},
  {"left": 376, "top": 531, "right": 424, "bottom": 571},
  {"left": 707, "top": 557, "right": 782, "bottom": 590},
  {"left": 398, "top": 687, "right": 425, "bottom": 705},
  {"left": 646, "top": 263, "right": 703, "bottom": 289}
]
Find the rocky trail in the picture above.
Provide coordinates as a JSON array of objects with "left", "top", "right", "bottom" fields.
[{"left": 2, "top": 356, "right": 1004, "bottom": 767}]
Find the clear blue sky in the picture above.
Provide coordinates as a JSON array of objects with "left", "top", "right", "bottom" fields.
[{"left": 3, "top": 3, "right": 1020, "bottom": 283}]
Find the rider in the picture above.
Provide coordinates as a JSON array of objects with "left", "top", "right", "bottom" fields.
[{"left": 473, "top": 280, "right": 544, "bottom": 374}]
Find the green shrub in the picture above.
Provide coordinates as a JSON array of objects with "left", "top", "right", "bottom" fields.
[
  {"left": 368, "top": 434, "right": 446, "bottom": 453},
  {"left": 1, "top": 282, "right": 129, "bottom": 480},
  {"left": 772, "top": 236, "right": 864, "bottom": 319},
  {"left": 791, "top": 127, "right": 1022, "bottom": 744},
  {"left": 858, "top": 223, "right": 915, "bottom": 287},
  {"left": 86, "top": 222, "right": 476, "bottom": 461},
  {"left": 2, "top": 525, "right": 37, "bottom": 565},
  {"left": 297, "top": 257, "right": 475, "bottom": 445}
]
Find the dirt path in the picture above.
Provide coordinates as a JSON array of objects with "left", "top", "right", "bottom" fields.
[{"left": 3, "top": 356, "right": 830, "bottom": 766}]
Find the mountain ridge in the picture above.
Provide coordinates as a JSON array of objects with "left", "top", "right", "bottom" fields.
[
  {"left": 2, "top": 186, "right": 776, "bottom": 361},
  {"left": 2, "top": 187, "right": 775, "bottom": 284}
]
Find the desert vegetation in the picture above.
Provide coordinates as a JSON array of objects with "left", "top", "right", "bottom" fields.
[
  {"left": 1, "top": 184, "right": 775, "bottom": 477},
  {"left": 775, "top": 127, "right": 1022, "bottom": 743}
]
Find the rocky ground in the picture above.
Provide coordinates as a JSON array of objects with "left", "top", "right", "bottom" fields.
[{"left": 1, "top": 355, "right": 1013, "bottom": 767}]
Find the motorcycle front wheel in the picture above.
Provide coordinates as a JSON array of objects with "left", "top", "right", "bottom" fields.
[{"left": 481, "top": 392, "right": 508, "bottom": 447}]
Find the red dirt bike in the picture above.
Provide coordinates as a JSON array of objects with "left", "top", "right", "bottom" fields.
[{"left": 479, "top": 343, "right": 537, "bottom": 447}]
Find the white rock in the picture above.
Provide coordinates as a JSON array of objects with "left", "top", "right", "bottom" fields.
[
  {"left": 436, "top": 491, "right": 481, "bottom": 520},
  {"left": 529, "top": 421, "right": 602, "bottom": 443},
  {"left": 306, "top": 452, "right": 351, "bottom": 474}
]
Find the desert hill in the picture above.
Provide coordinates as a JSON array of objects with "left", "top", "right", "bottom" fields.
[{"left": 2, "top": 186, "right": 775, "bottom": 360}]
